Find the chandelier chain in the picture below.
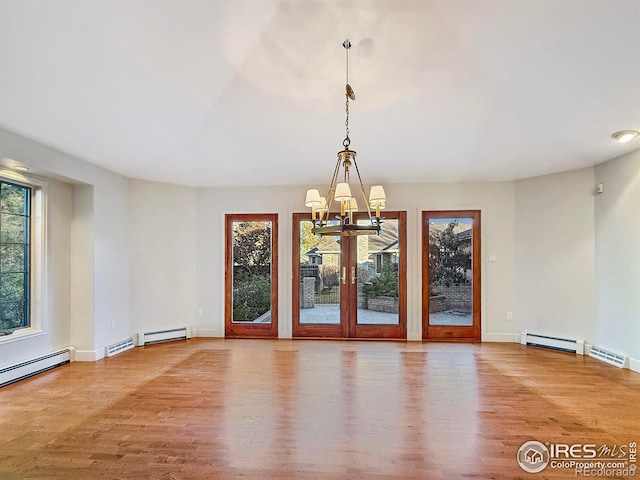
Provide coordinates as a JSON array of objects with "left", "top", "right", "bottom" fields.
[
  {"left": 344, "top": 40, "right": 351, "bottom": 149},
  {"left": 344, "top": 96, "right": 350, "bottom": 148}
]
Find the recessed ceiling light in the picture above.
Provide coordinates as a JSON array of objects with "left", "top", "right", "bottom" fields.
[
  {"left": 13, "top": 165, "right": 29, "bottom": 172},
  {"left": 611, "top": 130, "right": 640, "bottom": 143}
]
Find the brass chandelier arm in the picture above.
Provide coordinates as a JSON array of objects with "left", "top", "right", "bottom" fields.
[
  {"left": 351, "top": 156, "right": 376, "bottom": 223},
  {"left": 320, "top": 156, "right": 343, "bottom": 225}
]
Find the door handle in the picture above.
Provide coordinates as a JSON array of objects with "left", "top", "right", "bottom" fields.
[
  {"left": 342, "top": 266, "right": 347, "bottom": 284},
  {"left": 351, "top": 266, "right": 356, "bottom": 284}
]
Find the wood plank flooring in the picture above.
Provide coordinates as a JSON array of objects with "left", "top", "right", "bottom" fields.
[{"left": 1, "top": 339, "right": 639, "bottom": 479}]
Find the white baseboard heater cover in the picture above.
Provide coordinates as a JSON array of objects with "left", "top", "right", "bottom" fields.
[
  {"left": 521, "top": 332, "right": 584, "bottom": 355},
  {"left": 0, "top": 347, "right": 75, "bottom": 388},
  {"left": 136, "top": 326, "right": 192, "bottom": 346},
  {"left": 105, "top": 338, "right": 135, "bottom": 357},
  {"left": 589, "top": 346, "right": 628, "bottom": 368}
]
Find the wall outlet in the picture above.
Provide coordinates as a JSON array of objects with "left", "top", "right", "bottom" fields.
[
  {"left": 507, "top": 311, "right": 513, "bottom": 321},
  {"left": 110, "top": 319, "right": 116, "bottom": 329},
  {"left": 197, "top": 308, "right": 203, "bottom": 317}
]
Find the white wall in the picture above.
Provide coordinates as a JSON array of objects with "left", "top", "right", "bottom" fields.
[
  {"left": 594, "top": 149, "right": 640, "bottom": 367},
  {"left": 129, "top": 179, "right": 197, "bottom": 334},
  {"left": 514, "top": 167, "right": 596, "bottom": 341},
  {"left": 70, "top": 184, "right": 94, "bottom": 353},
  {"left": 0, "top": 127, "right": 131, "bottom": 363}
]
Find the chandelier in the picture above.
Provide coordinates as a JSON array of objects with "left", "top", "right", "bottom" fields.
[{"left": 304, "top": 39, "right": 386, "bottom": 237}]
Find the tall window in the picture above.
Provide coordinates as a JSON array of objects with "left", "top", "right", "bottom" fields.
[{"left": 0, "top": 180, "right": 31, "bottom": 334}]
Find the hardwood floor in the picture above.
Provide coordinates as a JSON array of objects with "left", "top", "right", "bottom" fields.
[{"left": 1, "top": 339, "right": 639, "bottom": 479}]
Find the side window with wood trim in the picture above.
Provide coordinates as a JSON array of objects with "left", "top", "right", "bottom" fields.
[{"left": 224, "top": 213, "right": 278, "bottom": 338}]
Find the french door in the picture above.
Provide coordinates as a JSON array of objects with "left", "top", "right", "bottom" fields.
[
  {"left": 422, "top": 210, "right": 481, "bottom": 341},
  {"left": 292, "top": 211, "right": 406, "bottom": 339}
]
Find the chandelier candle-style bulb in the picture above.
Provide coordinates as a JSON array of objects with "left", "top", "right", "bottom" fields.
[
  {"left": 348, "top": 197, "right": 359, "bottom": 222},
  {"left": 311, "top": 197, "right": 328, "bottom": 221}
]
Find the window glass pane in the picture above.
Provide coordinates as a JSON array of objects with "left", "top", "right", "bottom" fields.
[
  {"left": 428, "top": 218, "right": 473, "bottom": 326},
  {"left": 0, "top": 273, "right": 27, "bottom": 302},
  {"left": 0, "top": 301, "right": 26, "bottom": 331},
  {"left": 0, "top": 245, "right": 26, "bottom": 272},
  {"left": 0, "top": 181, "right": 30, "bottom": 332},
  {"left": 231, "top": 220, "right": 272, "bottom": 323},
  {"left": 357, "top": 218, "right": 400, "bottom": 325},
  {"left": 0, "top": 213, "right": 27, "bottom": 244},
  {"left": 298, "top": 219, "right": 341, "bottom": 325},
  {"left": 1, "top": 183, "right": 29, "bottom": 215}
]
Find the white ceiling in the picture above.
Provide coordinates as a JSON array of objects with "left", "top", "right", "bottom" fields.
[{"left": 1, "top": 0, "right": 639, "bottom": 187}]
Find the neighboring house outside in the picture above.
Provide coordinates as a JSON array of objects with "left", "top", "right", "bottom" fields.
[
  {"left": 305, "top": 247, "right": 322, "bottom": 265},
  {"left": 305, "top": 238, "right": 341, "bottom": 266},
  {"left": 367, "top": 221, "right": 400, "bottom": 272},
  {"left": 308, "top": 222, "right": 401, "bottom": 272},
  {"left": 456, "top": 227, "right": 472, "bottom": 282}
]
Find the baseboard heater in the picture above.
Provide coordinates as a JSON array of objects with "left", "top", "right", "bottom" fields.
[
  {"left": 136, "top": 326, "right": 192, "bottom": 346},
  {"left": 589, "top": 346, "right": 628, "bottom": 368},
  {"left": 0, "top": 347, "right": 75, "bottom": 388},
  {"left": 521, "top": 332, "right": 584, "bottom": 354},
  {"left": 105, "top": 337, "right": 135, "bottom": 357}
]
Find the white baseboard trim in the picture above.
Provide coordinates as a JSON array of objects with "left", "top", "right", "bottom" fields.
[
  {"left": 74, "top": 349, "right": 104, "bottom": 362},
  {"left": 484, "top": 333, "right": 518, "bottom": 342},
  {"left": 629, "top": 357, "right": 640, "bottom": 374},
  {"left": 193, "top": 328, "right": 223, "bottom": 338}
]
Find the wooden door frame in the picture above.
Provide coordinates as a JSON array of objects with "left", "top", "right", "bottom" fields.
[
  {"left": 422, "top": 210, "right": 481, "bottom": 342},
  {"left": 224, "top": 213, "right": 278, "bottom": 338},
  {"left": 292, "top": 211, "right": 407, "bottom": 339},
  {"left": 353, "top": 211, "right": 407, "bottom": 339}
]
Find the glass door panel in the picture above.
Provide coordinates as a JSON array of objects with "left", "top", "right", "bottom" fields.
[
  {"left": 225, "top": 214, "right": 278, "bottom": 338},
  {"left": 422, "top": 211, "right": 480, "bottom": 341},
  {"left": 298, "top": 219, "right": 341, "bottom": 326},
  {"left": 427, "top": 218, "right": 473, "bottom": 327},
  {"left": 356, "top": 218, "right": 399, "bottom": 325}
]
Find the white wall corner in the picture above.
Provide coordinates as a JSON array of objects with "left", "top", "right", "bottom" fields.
[
  {"left": 584, "top": 343, "right": 594, "bottom": 355},
  {"left": 483, "top": 332, "right": 519, "bottom": 342},
  {"left": 629, "top": 357, "right": 640, "bottom": 374},
  {"left": 74, "top": 349, "right": 104, "bottom": 362}
]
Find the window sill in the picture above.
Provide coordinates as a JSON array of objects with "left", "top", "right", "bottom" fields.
[{"left": 0, "top": 328, "right": 45, "bottom": 345}]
